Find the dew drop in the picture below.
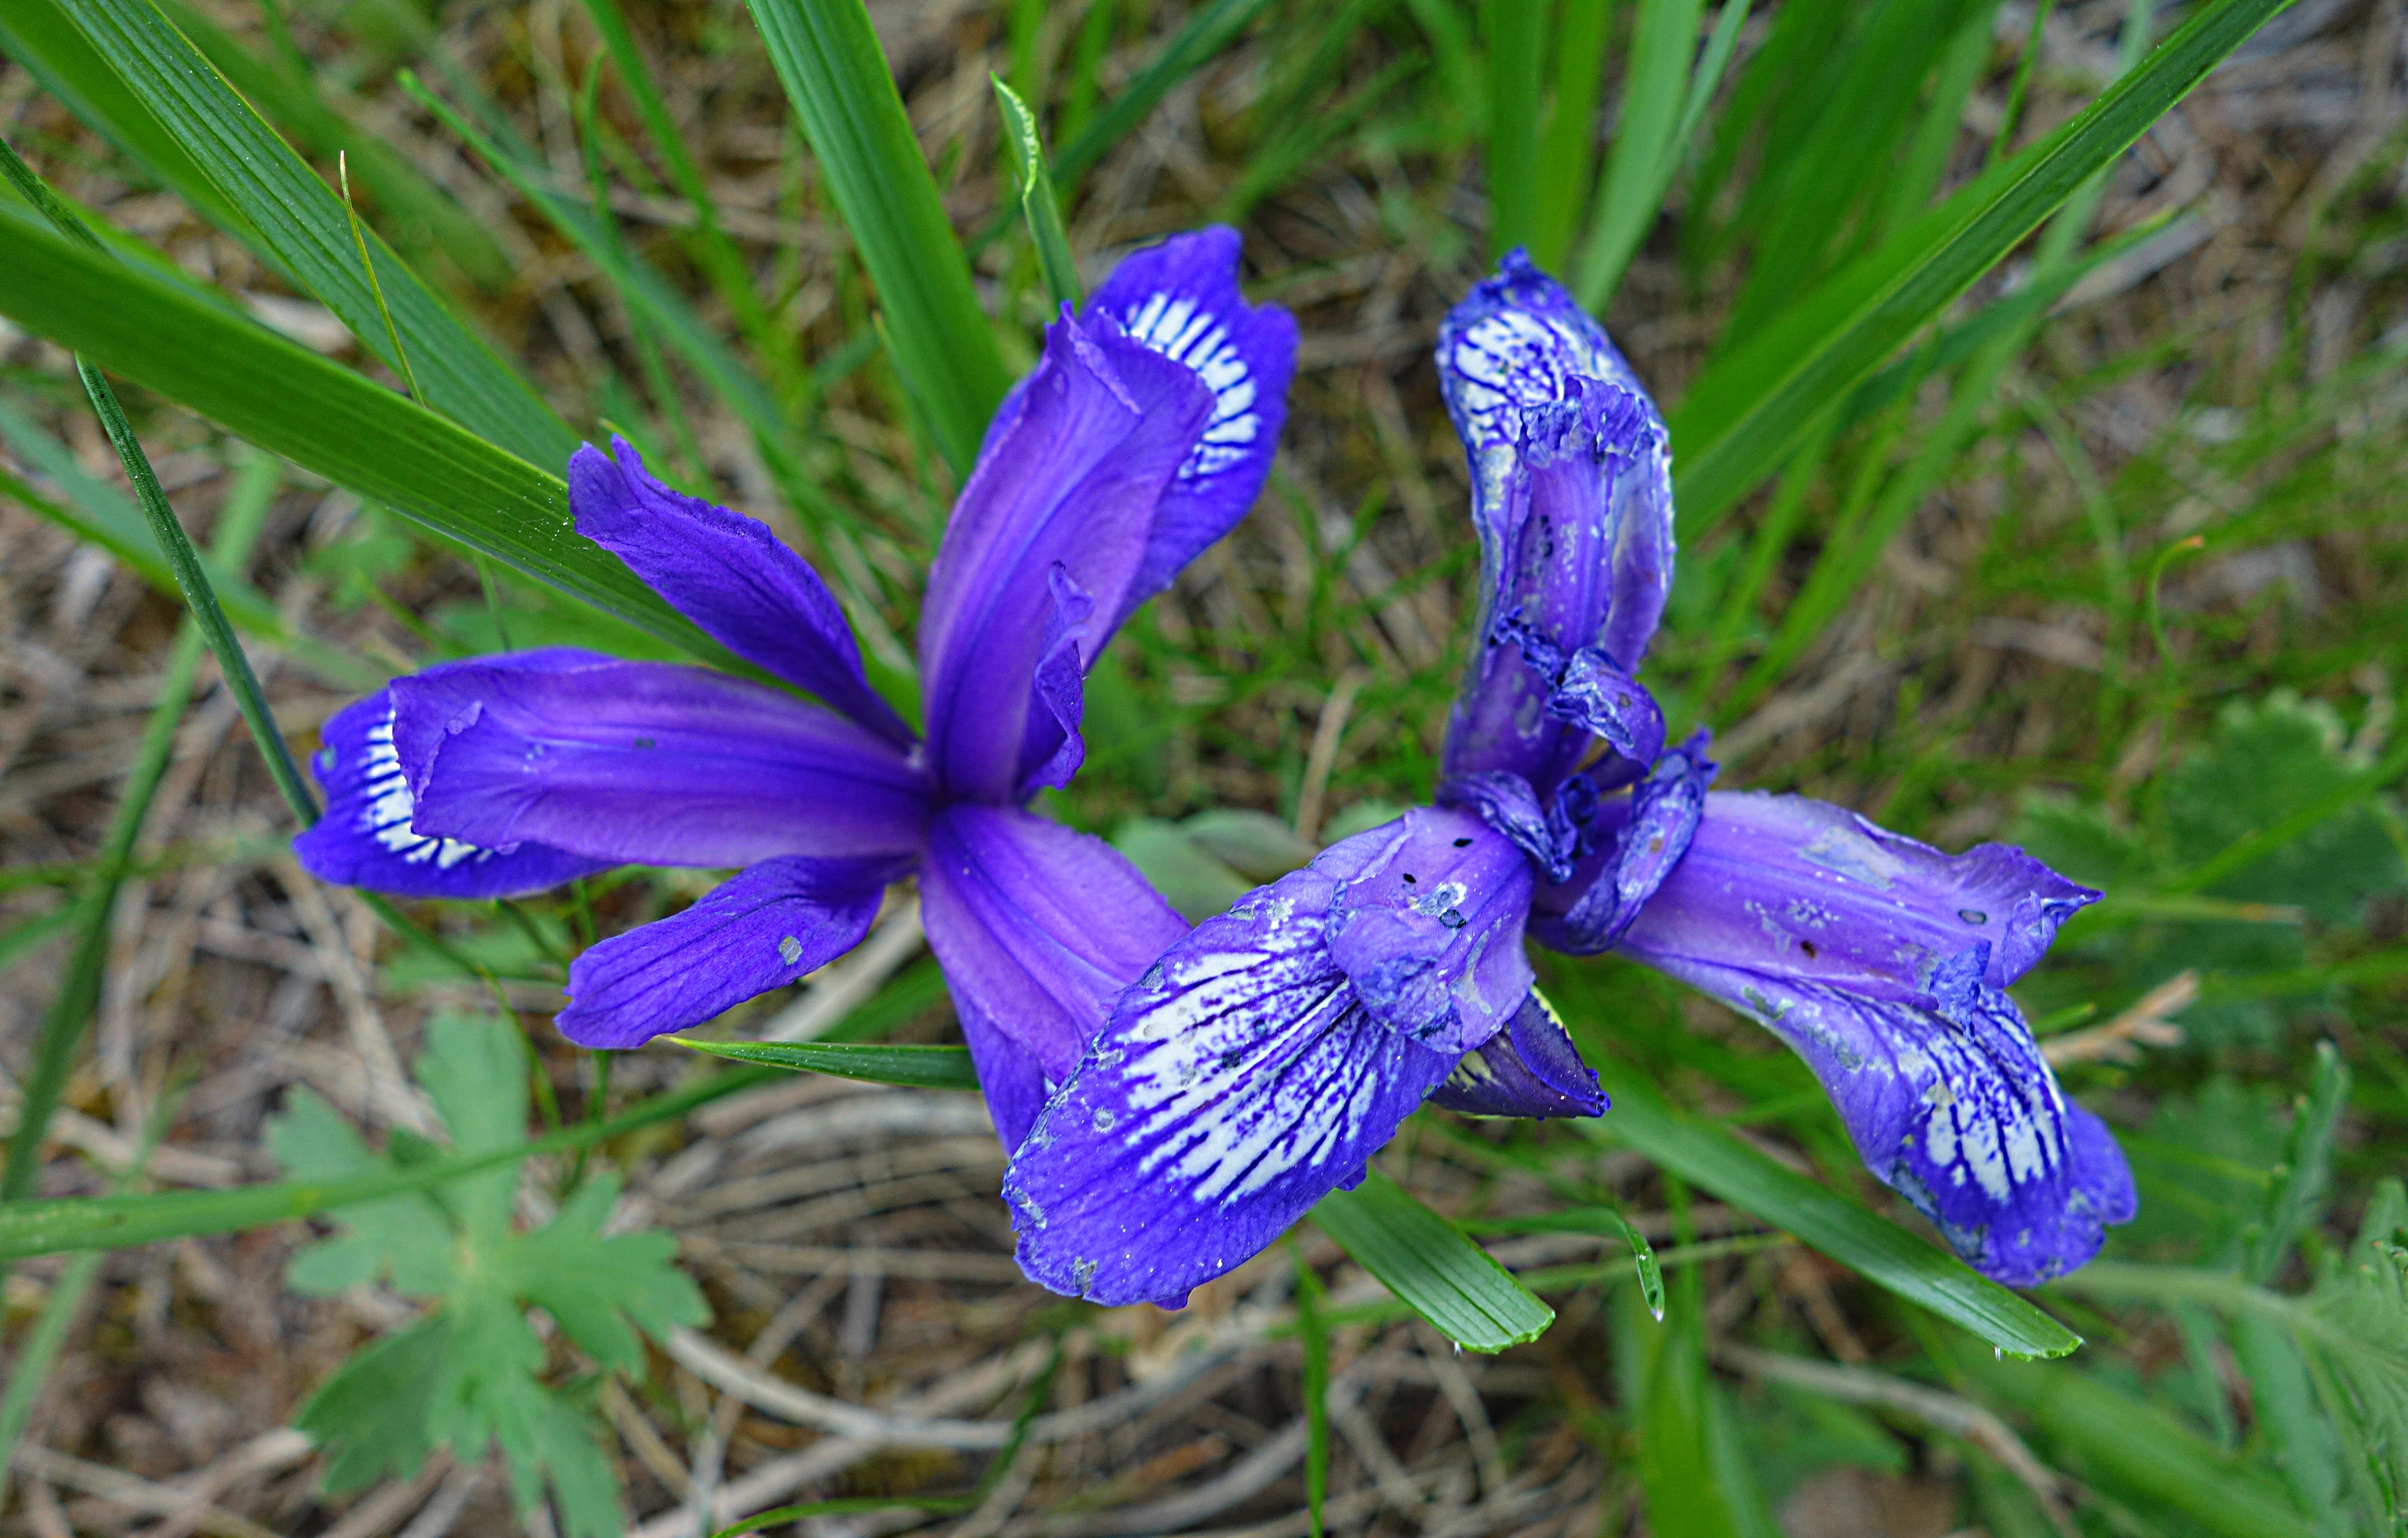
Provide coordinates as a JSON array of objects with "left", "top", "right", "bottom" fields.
[
  {"left": 1994, "top": 1346, "right": 2005, "bottom": 1360},
  {"left": 1452, "top": 1343, "right": 1464, "bottom": 1360},
  {"left": 634, "top": 736, "right": 657, "bottom": 749},
  {"left": 1960, "top": 909, "right": 1989, "bottom": 925},
  {"left": 1649, "top": 1301, "right": 1666, "bottom": 1324},
  {"left": 778, "top": 935, "right": 803, "bottom": 967}
]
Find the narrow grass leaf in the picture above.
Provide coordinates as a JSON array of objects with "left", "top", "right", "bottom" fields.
[
  {"left": 0, "top": 1067, "right": 780, "bottom": 1261},
  {"left": 1050, "top": 0, "right": 1279, "bottom": 188},
  {"left": 2247, "top": 1040, "right": 2349, "bottom": 1284},
  {"left": 993, "top": 77, "right": 1082, "bottom": 309},
  {"left": 1292, "top": 1241, "right": 1331, "bottom": 1538},
  {"left": 0, "top": 214, "right": 725, "bottom": 660},
  {"left": 1483, "top": 0, "right": 1544, "bottom": 256},
  {"left": 1572, "top": 0, "right": 1704, "bottom": 312},
  {"left": 1669, "top": 0, "right": 2292, "bottom": 534},
  {"left": 744, "top": 0, "right": 1008, "bottom": 476},
  {"left": 1581, "top": 1082, "right": 2084, "bottom": 1359},
  {"left": 53, "top": 0, "right": 574, "bottom": 466},
  {"left": 1532, "top": 0, "right": 1609, "bottom": 270},
  {"left": 1312, "top": 1170, "right": 1554, "bottom": 1352},
  {"left": 671, "top": 1039, "right": 981, "bottom": 1092}
]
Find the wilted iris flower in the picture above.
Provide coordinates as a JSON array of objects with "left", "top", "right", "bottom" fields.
[
  {"left": 1006, "top": 252, "right": 2132, "bottom": 1307},
  {"left": 296, "top": 229, "right": 1296, "bottom": 1149}
]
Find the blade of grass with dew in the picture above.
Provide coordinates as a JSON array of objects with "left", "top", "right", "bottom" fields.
[
  {"left": 0, "top": 0, "right": 249, "bottom": 236},
  {"left": 0, "top": 451, "right": 278, "bottom": 1214},
  {"left": 50, "top": 0, "right": 573, "bottom": 466},
  {"left": 994, "top": 76, "right": 1081, "bottom": 309},
  {"left": 1312, "top": 1170, "right": 1555, "bottom": 1352},
  {"left": 1531, "top": 0, "right": 1608, "bottom": 271},
  {"left": 0, "top": 398, "right": 284, "bottom": 640},
  {"left": 672, "top": 1039, "right": 981, "bottom": 1092},
  {"left": 0, "top": 1064, "right": 782, "bottom": 1261},
  {"left": 0, "top": 210, "right": 726, "bottom": 661},
  {"left": 1571, "top": 0, "right": 1704, "bottom": 312},
  {"left": 1483, "top": 0, "right": 1543, "bottom": 257},
  {"left": 1050, "top": 0, "right": 1282, "bottom": 188},
  {"left": 743, "top": 0, "right": 1008, "bottom": 477},
  {"left": 145, "top": 0, "right": 512, "bottom": 289},
  {"left": 1666, "top": 0, "right": 2294, "bottom": 536},
  {"left": 1579, "top": 1077, "right": 2084, "bottom": 1358}
]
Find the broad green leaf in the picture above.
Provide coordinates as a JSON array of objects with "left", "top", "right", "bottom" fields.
[
  {"left": 51, "top": 0, "right": 573, "bottom": 466},
  {"left": 743, "top": 0, "right": 1008, "bottom": 476},
  {"left": 673, "top": 1038, "right": 982, "bottom": 1092},
  {"left": 1312, "top": 1170, "right": 1554, "bottom": 1352},
  {"left": 1581, "top": 1082, "right": 2084, "bottom": 1359},
  {"left": 993, "top": 76, "right": 1081, "bottom": 308},
  {"left": 0, "top": 1064, "right": 778, "bottom": 1261},
  {"left": 1667, "top": 0, "right": 2291, "bottom": 534},
  {"left": 0, "top": 214, "right": 726, "bottom": 660}
]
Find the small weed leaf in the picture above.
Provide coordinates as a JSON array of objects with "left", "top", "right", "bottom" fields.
[{"left": 271, "top": 1016, "right": 707, "bottom": 1536}]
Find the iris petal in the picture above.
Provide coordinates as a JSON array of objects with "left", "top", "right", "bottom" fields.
[
  {"left": 1533, "top": 733, "right": 1717, "bottom": 955},
  {"left": 293, "top": 651, "right": 615, "bottom": 899},
  {"left": 1429, "top": 992, "right": 1608, "bottom": 1119},
  {"left": 391, "top": 657, "right": 930, "bottom": 869},
  {"left": 568, "top": 439, "right": 912, "bottom": 746},
  {"left": 556, "top": 856, "right": 898, "bottom": 1048}
]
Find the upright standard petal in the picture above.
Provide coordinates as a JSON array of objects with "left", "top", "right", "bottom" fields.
[
  {"left": 1637, "top": 946, "right": 2135, "bottom": 1285},
  {"left": 1086, "top": 227, "right": 1299, "bottom": 617},
  {"left": 919, "top": 804, "right": 1188, "bottom": 1095},
  {"left": 1440, "top": 371, "right": 1672, "bottom": 792},
  {"left": 293, "top": 651, "right": 615, "bottom": 899},
  {"left": 1530, "top": 733, "right": 1717, "bottom": 955},
  {"left": 391, "top": 658, "right": 931, "bottom": 869},
  {"left": 1437, "top": 250, "right": 1673, "bottom": 686},
  {"left": 1429, "top": 992, "right": 1608, "bottom": 1119},
  {"left": 556, "top": 856, "right": 899, "bottom": 1049},
  {"left": 1004, "top": 809, "right": 1536, "bottom": 1305},
  {"left": 1004, "top": 857, "right": 1459, "bottom": 1306},
  {"left": 569, "top": 439, "right": 912, "bottom": 747},
  {"left": 1612, "top": 792, "right": 2100, "bottom": 995},
  {"left": 918, "top": 313, "right": 1213, "bottom": 802}
]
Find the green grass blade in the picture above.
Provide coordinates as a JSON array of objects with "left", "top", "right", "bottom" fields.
[
  {"left": 1483, "top": 0, "right": 1544, "bottom": 257},
  {"left": 1571, "top": 0, "right": 1704, "bottom": 312},
  {"left": 1293, "top": 1247, "right": 1331, "bottom": 1538},
  {"left": 0, "top": 212, "right": 725, "bottom": 660},
  {"left": 1050, "top": 0, "right": 1280, "bottom": 188},
  {"left": 51, "top": 0, "right": 573, "bottom": 467},
  {"left": 1581, "top": 1082, "right": 2084, "bottom": 1359},
  {"left": 1667, "top": 0, "right": 2291, "bottom": 534},
  {"left": 145, "top": 0, "right": 512, "bottom": 289},
  {"left": 0, "top": 0, "right": 249, "bottom": 236},
  {"left": 1531, "top": 0, "right": 1608, "bottom": 270},
  {"left": 743, "top": 0, "right": 1008, "bottom": 476},
  {"left": 671, "top": 1039, "right": 981, "bottom": 1092},
  {"left": 0, "top": 1066, "right": 780, "bottom": 1262},
  {"left": 1312, "top": 1170, "right": 1555, "bottom": 1352},
  {"left": 994, "top": 76, "right": 1082, "bottom": 309}
]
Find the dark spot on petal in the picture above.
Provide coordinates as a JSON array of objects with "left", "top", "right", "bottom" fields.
[
  {"left": 1800, "top": 940, "right": 1819, "bottom": 958},
  {"left": 1402, "top": 872, "right": 1417, "bottom": 884},
  {"left": 1959, "top": 909, "right": 1989, "bottom": 924},
  {"left": 634, "top": 737, "right": 656, "bottom": 748},
  {"left": 1648, "top": 835, "right": 1665, "bottom": 853},
  {"left": 1219, "top": 1051, "right": 1243, "bottom": 1071},
  {"left": 1453, "top": 837, "right": 1473, "bottom": 847},
  {"left": 1440, "top": 909, "right": 1466, "bottom": 929}
]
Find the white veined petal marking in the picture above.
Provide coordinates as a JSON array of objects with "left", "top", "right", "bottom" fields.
[
  {"left": 1444, "top": 307, "right": 1610, "bottom": 455},
  {"left": 359, "top": 704, "right": 503, "bottom": 872},
  {"left": 1113, "top": 290, "right": 1260, "bottom": 484}
]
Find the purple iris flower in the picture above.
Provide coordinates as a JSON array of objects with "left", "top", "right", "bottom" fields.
[
  {"left": 294, "top": 228, "right": 1297, "bottom": 1151},
  {"left": 1005, "top": 252, "right": 2133, "bottom": 1308}
]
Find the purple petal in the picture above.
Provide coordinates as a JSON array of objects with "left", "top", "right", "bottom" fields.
[
  {"left": 556, "top": 856, "right": 896, "bottom": 1049},
  {"left": 1438, "top": 253, "right": 1674, "bottom": 793},
  {"left": 920, "top": 804, "right": 1188, "bottom": 1083},
  {"left": 1321, "top": 808, "right": 1534, "bottom": 1053},
  {"left": 1015, "top": 564, "right": 1096, "bottom": 799},
  {"left": 569, "top": 439, "right": 912, "bottom": 747},
  {"left": 293, "top": 651, "right": 616, "bottom": 899},
  {"left": 1612, "top": 792, "right": 2100, "bottom": 995},
  {"left": 1003, "top": 864, "right": 1459, "bottom": 1306},
  {"left": 1437, "top": 771, "right": 1571, "bottom": 883},
  {"left": 920, "top": 312, "right": 1213, "bottom": 802},
  {"left": 1532, "top": 733, "right": 1717, "bottom": 955},
  {"left": 392, "top": 657, "right": 931, "bottom": 869},
  {"left": 1086, "top": 227, "right": 1299, "bottom": 618},
  {"left": 1638, "top": 945, "right": 2134, "bottom": 1286},
  {"left": 1428, "top": 991, "right": 1607, "bottom": 1119}
]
